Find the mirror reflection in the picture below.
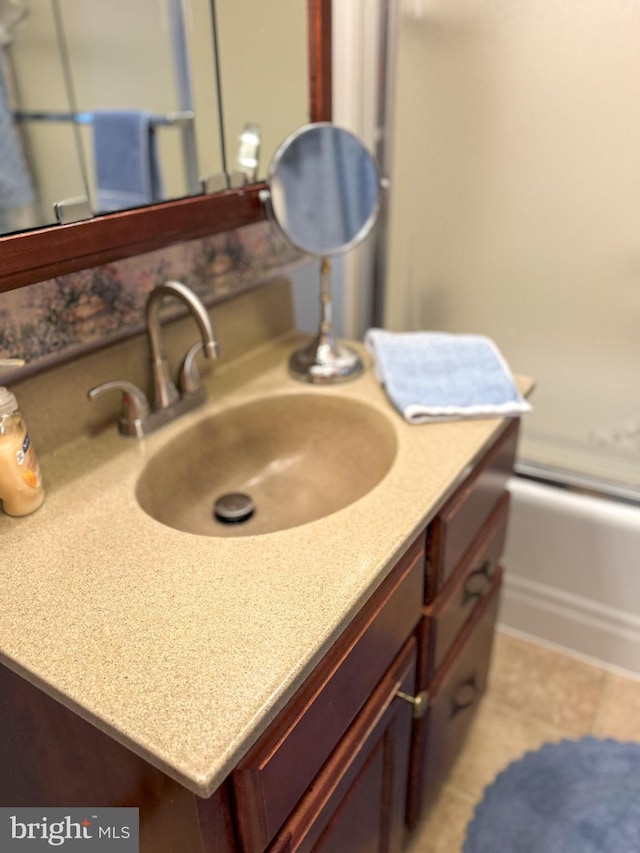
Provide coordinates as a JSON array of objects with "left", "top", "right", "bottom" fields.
[
  {"left": 214, "top": 0, "right": 309, "bottom": 183},
  {"left": 0, "top": 0, "right": 85, "bottom": 233},
  {"left": 0, "top": 0, "right": 312, "bottom": 237},
  {"left": 268, "top": 122, "right": 381, "bottom": 256},
  {"left": 1, "top": 0, "right": 222, "bottom": 232}
]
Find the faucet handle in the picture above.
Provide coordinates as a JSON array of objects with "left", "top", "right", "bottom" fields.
[
  {"left": 179, "top": 341, "right": 203, "bottom": 395},
  {"left": 179, "top": 339, "right": 220, "bottom": 395},
  {"left": 88, "top": 380, "right": 150, "bottom": 437}
]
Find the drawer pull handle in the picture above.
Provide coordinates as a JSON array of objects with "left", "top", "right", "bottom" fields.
[
  {"left": 450, "top": 674, "right": 478, "bottom": 718},
  {"left": 397, "top": 689, "right": 429, "bottom": 719},
  {"left": 462, "top": 561, "right": 492, "bottom": 606}
]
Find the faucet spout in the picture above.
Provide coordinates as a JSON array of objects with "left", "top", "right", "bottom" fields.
[{"left": 146, "top": 280, "right": 219, "bottom": 409}]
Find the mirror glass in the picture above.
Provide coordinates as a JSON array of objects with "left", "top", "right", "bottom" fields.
[
  {"left": 268, "top": 123, "right": 381, "bottom": 257},
  {"left": 214, "top": 0, "right": 309, "bottom": 182},
  {"left": 2, "top": 0, "right": 222, "bottom": 233},
  {"left": 0, "top": 0, "right": 87, "bottom": 234},
  {"left": 0, "top": 0, "right": 312, "bottom": 238}
]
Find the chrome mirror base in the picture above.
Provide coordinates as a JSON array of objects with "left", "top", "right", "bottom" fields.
[
  {"left": 289, "top": 333, "right": 363, "bottom": 384},
  {"left": 288, "top": 256, "right": 363, "bottom": 384}
]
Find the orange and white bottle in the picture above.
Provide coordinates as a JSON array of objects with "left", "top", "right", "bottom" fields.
[{"left": 0, "top": 386, "right": 44, "bottom": 516}]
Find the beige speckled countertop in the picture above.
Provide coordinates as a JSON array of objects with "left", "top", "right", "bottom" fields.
[{"left": 0, "top": 332, "right": 532, "bottom": 798}]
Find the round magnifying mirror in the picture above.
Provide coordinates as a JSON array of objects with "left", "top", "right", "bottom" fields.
[
  {"left": 268, "top": 122, "right": 381, "bottom": 256},
  {"left": 265, "top": 123, "right": 382, "bottom": 383}
]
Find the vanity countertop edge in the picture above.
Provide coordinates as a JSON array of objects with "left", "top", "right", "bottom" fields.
[{"left": 0, "top": 333, "right": 533, "bottom": 799}]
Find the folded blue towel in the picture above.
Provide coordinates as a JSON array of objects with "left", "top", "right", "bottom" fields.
[
  {"left": 93, "top": 110, "right": 164, "bottom": 213},
  {"left": 365, "top": 329, "right": 531, "bottom": 424}
]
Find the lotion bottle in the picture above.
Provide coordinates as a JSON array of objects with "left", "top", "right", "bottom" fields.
[{"left": 0, "top": 366, "right": 44, "bottom": 517}]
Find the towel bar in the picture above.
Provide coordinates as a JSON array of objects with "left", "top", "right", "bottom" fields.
[{"left": 13, "top": 109, "right": 194, "bottom": 127}]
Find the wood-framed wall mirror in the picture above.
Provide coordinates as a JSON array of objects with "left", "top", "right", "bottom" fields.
[{"left": 0, "top": 0, "right": 331, "bottom": 294}]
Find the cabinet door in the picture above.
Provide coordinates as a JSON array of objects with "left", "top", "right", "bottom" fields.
[
  {"left": 426, "top": 420, "right": 518, "bottom": 600},
  {"left": 234, "top": 536, "right": 424, "bottom": 853},
  {"left": 0, "top": 663, "right": 211, "bottom": 853},
  {"left": 268, "top": 640, "right": 417, "bottom": 853},
  {"left": 407, "top": 570, "right": 502, "bottom": 830},
  {"left": 419, "top": 492, "right": 510, "bottom": 682}
]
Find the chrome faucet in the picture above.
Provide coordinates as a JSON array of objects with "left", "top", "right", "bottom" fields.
[
  {"left": 88, "top": 280, "right": 220, "bottom": 437},
  {"left": 146, "top": 280, "right": 219, "bottom": 409}
]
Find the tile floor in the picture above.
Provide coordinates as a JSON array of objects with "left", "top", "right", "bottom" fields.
[{"left": 406, "top": 628, "right": 640, "bottom": 852}]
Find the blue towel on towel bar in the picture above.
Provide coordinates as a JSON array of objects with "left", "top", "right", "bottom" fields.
[
  {"left": 93, "top": 109, "right": 164, "bottom": 212},
  {"left": 364, "top": 329, "right": 531, "bottom": 424}
]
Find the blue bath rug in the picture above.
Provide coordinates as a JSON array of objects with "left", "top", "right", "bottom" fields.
[{"left": 463, "top": 738, "right": 640, "bottom": 852}]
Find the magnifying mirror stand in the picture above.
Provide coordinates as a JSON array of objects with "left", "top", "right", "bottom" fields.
[{"left": 289, "top": 257, "right": 363, "bottom": 384}]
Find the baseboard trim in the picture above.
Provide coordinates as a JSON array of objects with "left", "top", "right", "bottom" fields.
[{"left": 500, "top": 573, "right": 640, "bottom": 676}]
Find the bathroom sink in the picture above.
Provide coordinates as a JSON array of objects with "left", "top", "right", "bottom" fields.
[{"left": 135, "top": 393, "right": 397, "bottom": 537}]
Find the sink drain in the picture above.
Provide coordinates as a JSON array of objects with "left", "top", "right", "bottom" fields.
[{"left": 213, "top": 492, "right": 255, "bottom": 524}]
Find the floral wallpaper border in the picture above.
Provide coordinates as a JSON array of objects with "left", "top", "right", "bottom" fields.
[{"left": 0, "top": 220, "right": 302, "bottom": 376}]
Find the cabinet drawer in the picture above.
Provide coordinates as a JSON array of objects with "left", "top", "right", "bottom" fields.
[
  {"left": 267, "top": 640, "right": 417, "bottom": 853},
  {"left": 419, "top": 492, "right": 509, "bottom": 684},
  {"left": 233, "top": 535, "right": 425, "bottom": 853},
  {"left": 407, "top": 567, "right": 502, "bottom": 829},
  {"left": 425, "top": 419, "right": 518, "bottom": 601}
]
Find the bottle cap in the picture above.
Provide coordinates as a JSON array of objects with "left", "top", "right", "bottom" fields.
[{"left": 0, "top": 387, "right": 18, "bottom": 416}]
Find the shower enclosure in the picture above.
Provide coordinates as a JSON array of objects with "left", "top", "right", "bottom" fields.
[
  {"left": 379, "top": 0, "right": 640, "bottom": 671},
  {"left": 382, "top": 0, "right": 640, "bottom": 502}
]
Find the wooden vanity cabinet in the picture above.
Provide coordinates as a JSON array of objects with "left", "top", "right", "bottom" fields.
[
  {"left": 406, "top": 419, "right": 520, "bottom": 832},
  {"left": 232, "top": 535, "right": 425, "bottom": 853},
  {"left": 0, "top": 420, "right": 520, "bottom": 853},
  {"left": 0, "top": 660, "right": 235, "bottom": 853},
  {"left": 420, "top": 491, "right": 510, "bottom": 680},
  {"left": 425, "top": 419, "right": 518, "bottom": 602},
  {"left": 407, "top": 570, "right": 502, "bottom": 828},
  {"left": 232, "top": 420, "right": 520, "bottom": 851},
  {"left": 267, "top": 640, "right": 417, "bottom": 853}
]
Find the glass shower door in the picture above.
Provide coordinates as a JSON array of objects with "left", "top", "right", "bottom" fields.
[{"left": 383, "top": 0, "right": 640, "bottom": 500}]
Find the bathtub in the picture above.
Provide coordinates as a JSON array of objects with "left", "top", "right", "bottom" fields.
[{"left": 500, "top": 476, "right": 640, "bottom": 676}]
